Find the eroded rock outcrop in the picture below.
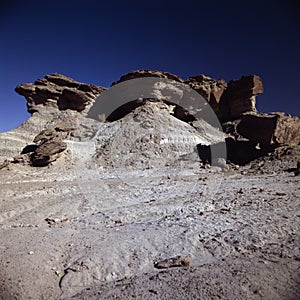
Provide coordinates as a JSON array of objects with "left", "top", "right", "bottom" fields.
[
  {"left": 107, "top": 70, "right": 299, "bottom": 161},
  {"left": 15, "top": 73, "right": 105, "bottom": 114},
  {"left": 13, "top": 117, "right": 79, "bottom": 167},
  {"left": 222, "top": 112, "right": 300, "bottom": 162},
  {"left": 109, "top": 70, "right": 263, "bottom": 122},
  {"left": 30, "top": 128, "right": 67, "bottom": 167},
  {"left": 93, "top": 101, "right": 226, "bottom": 170},
  {"left": 219, "top": 75, "right": 263, "bottom": 121},
  {"left": 7, "top": 70, "right": 300, "bottom": 167},
  {"left": 233, "top": 112, "right": 300, "bottom": 145},
  {"left": 271, "top": 113, "right": 300, "bottom": 145},
  {"left": 185, "top": 74, "right": 227, "bottom": 118}
]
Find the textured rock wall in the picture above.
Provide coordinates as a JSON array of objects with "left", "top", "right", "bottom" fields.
[
  {"left": 2, "top": 70, "right": 299, "bottom": 166},
  {"left": 14, "top": 71, "right": 263, "bottom": 123},
  {"left": 219, "top": 75, "right": 263, "bottom": 121},
  {"left": 184, "top": 74, "right": 227, "bottom": 118}
]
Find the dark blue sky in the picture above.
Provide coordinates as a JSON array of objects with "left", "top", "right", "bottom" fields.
[{"left": 1, "top": 0, "right": 299, "bottom": 132}]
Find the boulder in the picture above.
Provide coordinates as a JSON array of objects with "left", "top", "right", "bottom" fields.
[
  {"left": 271, "top": 113, "right": 300, "bottom": 145},
  {"left": 29, "top": 118, "right": 76, "bottom": 167},
  {"left": 223, "top": 112, "right": 300, "bottom": 147},
  {"left": 30, "top": 127, "right": 67, "bottom": 167},
  {"left": 219, "top": 111, "right": 300, "bottom": 164},
  {"left": 33, "top": 128, "right": 60, "bottom": 144},
  {"left": 31, "top": 139, "right": 67, "bottom": 167}
]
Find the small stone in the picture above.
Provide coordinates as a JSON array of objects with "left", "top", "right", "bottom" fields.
[
  {"left": 276, "top": 192, "right": 286, "bottom": 196},
  {"left": 295, "top": 161, "right": 300, "bottom": 176},
  {"left": 154, "top": 255, "right": 192, "bottom": 269}
]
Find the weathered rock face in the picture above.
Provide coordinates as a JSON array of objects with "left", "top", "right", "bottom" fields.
[
  {"left": 223, "top": 112, "right": 300, "bottom": 146},
  {"left": 15, "top": 73, "right": 105, "bottom": 114},
  {"left": 220, "top": 111, "right": 300, "bottom": 164},
  {"left": 234, "top": 113, "right": 278, "bottom": 145},
  {"left": 271, "top": 113, "right": 300, "bottom": 145},
  {"left": 102, "top": 70, "right": 300, "bottom": 164},
  {"left": 22, "top": 117, "right": 78, "bottom": 167},
  {"left": 219, "top": 75, "right": 263, "bottom": 121},
  {"left": 30, "top": 127, "right": 68, "bottom": 167},
  {"left": 110, "top": 70, "right": 262, "bottom": 122},
  {"left": 184, "top": 74, "right": 227, "bottom": 117},
  {"left": 9, "top": 70, "right": 300, "bottom": 168}
]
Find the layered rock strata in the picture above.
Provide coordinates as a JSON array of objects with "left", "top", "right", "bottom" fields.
[{"left": 1, "top": 70, "right": 298, "bottom": 167}]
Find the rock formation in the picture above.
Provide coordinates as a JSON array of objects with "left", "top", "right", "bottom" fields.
[
  {"left": 184, "top": 74, "right": 227, "bottom": 118},
  {"left": 15, "top": 73, "right": 105, "bottom": 114},
  {"left": 30, "top": 128, "right": 68, "bottom": 167},
  {"left": 7, "top": 70, "right": 300, "bottom": 166},
  {"left": 219, "top": 75, "right": 263, "bottom": 121},
  {"left": 0, "top": 75, "right": 104, "bottom": 163},
  {"left": 0, "top": 70, "right": 300, "bottom": 300}
]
